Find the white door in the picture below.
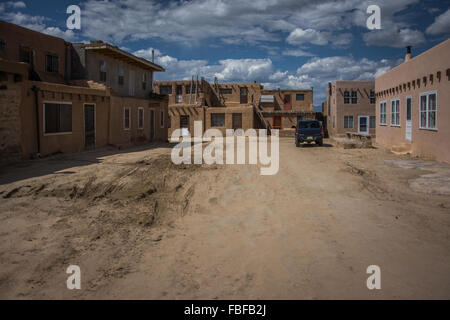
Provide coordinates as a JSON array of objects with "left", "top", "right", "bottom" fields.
[
  {"left": 358, "top": 116, "right": 369, "bottom": 135},
  {"left": 405, "top": 96, "right": 412, "bottom": 141}
]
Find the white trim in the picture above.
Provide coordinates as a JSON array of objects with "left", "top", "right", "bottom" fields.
[
  {"left": 358, "top": 115, "right": 369, "bottom": 135},
  {"left": 83, "top": 103, "right": 96, "bottom": 148},
  {"left": 43, "top": 101, "right": 73, "bottom": 136},
  {"left": 419, "top": 90, "right": 438, "bottom": 131},
  {"left": 390, "top": 98, "right": 401, "bottom": 127},
  {"left": 123, "top": 106, "right": 131, "bottom": 130},
  {"left": 160, "top": 109, "right": 164, "bottom": 128},
  {"left": 138, "top": 107, "right": 145, "bottom": 130},
  {"left": 379, "top": 100, "right": 387, "bottom": 126}
]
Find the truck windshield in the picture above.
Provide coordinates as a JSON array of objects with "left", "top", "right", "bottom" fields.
[{"left": 298, "top": 121, "right": 320, "bottom": 129}]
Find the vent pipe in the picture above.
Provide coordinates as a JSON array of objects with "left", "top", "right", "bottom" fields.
[{"left": 405, "top": 46, "right": 412, "bottom": 62}]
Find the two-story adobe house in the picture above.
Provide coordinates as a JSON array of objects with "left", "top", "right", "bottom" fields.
[
  {"left": 0, "top": 20, "right": 168, "bottom": 160},
  {"left": 325, "top": 81, "right": 376, "bottom": 137}
]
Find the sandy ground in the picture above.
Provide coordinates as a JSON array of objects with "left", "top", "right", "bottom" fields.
[{"left": 0, "top": 138, "right": 449, "bottom": 299}]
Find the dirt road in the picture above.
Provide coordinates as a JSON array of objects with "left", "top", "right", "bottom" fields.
[{"left": 1, "top": 138, "right": 449, "bottom": 299}]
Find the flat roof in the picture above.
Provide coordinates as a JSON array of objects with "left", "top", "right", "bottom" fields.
[{"left": 83, "top": 42, "right": 165, "bottom": 72}]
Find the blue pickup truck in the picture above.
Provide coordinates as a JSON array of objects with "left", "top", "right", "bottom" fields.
[{"left": 295, "top": 120, "right": 324, "bottom": 147}]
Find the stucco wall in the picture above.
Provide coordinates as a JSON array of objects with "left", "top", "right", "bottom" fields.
[
  {"left": 109, "top": 96, "right": 168, "bottom": 145},
  {"left": 375, "top": 39, "right": 450, "bottom": 163},
  {"left": 77, "top": 50, "right": 154, "bottom": 99},
  {"left": 0, "top": 73, "right": 24, "bottom": 158},
  {"left": 0, "top": 20, "right": 67, "bottom": 83},
  {"left": 326, "top": 81, "right": 375, "bottom": 136}
]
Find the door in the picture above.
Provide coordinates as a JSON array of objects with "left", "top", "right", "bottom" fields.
[
  {"left": 240, "top": 87, "right": 248, "bottom": 104},
  {"left": 84, "top": 104, "right": 95, "bottom": 149},
  {"left": 149, "top": 109, "right": 155, "bottom": 140},
  {"left": 273, "top": 116, "right": 282, "bottom": 129},
  {"left": 283, "top": 94, "right": 292, "bottom": 110},
  {"left": 180, "top": 115, "right": 190, "bottom": 136},
  {"left": 176, "top": 85, "right": 183, "bottom": 103},
  {"left": 358, "top": 116, "right": 369, "bottom": 135},
  {"left": 232, "top": 113, "right": 242, "bottom": 129},
  {"left": 405, "top": 96, "right": 412, "bottom": 141}
]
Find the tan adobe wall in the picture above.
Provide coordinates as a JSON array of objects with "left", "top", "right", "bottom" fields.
[
  {"left": 0, "top": 20, "right": 67, "bottom": 84},
  {"left": 83, "top": 51, "right": 154, "bottom": 99},
  {"left": 167, "top": 106, "right": 204, "bottom": 138},
  {"left": 205, "top": 106, "right": 255, "bottom": 135},
  {"left": 212, "top": 83, "right": 263, "bottom": 107},
  {"left": 375, "top": 39, "right": 450, "bottom": 163},
  {"left": 0, "top": 65, "right": 27, "bottom": 159},
  {"left": 261, "top": 89, "right": 314, "bottom": 111},
  {"left": 154, "top": 80, "right": 209, "bottom": 106},
  {"left": 109, "top": 95, "right": 168, "bottom": 145},
  {"left": 326, "top": 81, "right": 375, "bottom": 136},
  {"left": 32, "top": 82, "right": 110, "bottom": 156}
]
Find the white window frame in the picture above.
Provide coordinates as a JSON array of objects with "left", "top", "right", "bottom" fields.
[
  {"left": 43, "top": 101, "right": 73, "bottom": 136},
  {"left": 390, "top": 98, "right": 400, "bottom": 127},
  {"left": 160, "top": 110, "right": 164, "bottom": 128},
  {"left": 138, "top": 107, "right": 144, "bottom": 130},
  {"left": 379, "top": 101, "right": 387, "bottom": 126},
  {"left": 419, "top": 90, "right": 437, "bottom": 131},
  {"left": 124, "top": 107, "right": 131, "bottom": 130}
]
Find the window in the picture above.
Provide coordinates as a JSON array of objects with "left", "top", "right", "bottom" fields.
[
  {"left": 142, "top": 73, "right": 147, "bottom": 90},
  {"left": 219, "top": 88, "right": 232, "bottom": 95},
  {"left": 296, "top": 93, "right": 305, "bottom": 101},
  {"left": 370, "top": 90, "right": 375, "bottom": 104},
  {"left": 351, "top": 90, "right": 357, "bottom": 104},
  {"left": 391, "top": 99, "right": 400, "bottom": 126},
  {"left": 160, "top": 110, "right": 164, "bottom": 128},
  {"left": 19, "top": 45, "right": 32, "bottom": 64},
  {"left": 118, "top": 66, "right": 124, "bottom": 85},
  {"left": 99, "top": 60, "right": 106, "bottom": 82},
  {"left": 138, "top": 107, "right": 144, "bottom": 129},
  {"left": 124, "top": 107, "right": 130, "bottom": 130},
  {"left": 185, "top": 85, "right": 192, "bottom": 94},
  {"left": 420, "top": 91, "right": 437, "bottom": 130},
  {"left": 211, "top": 113, "right": 225, "bottom": 127},
  {"left": 45, "top": 54, "right": 59, "bottom": 73},
  {"left": 44, "top": 103, "right": 72, "bottom": 134},
  {"left": 180, "top": 115, "right": 189, "bottom": 128},
  {"left": 232, "top": 113, "right": 242, "bottom": 129},
  {"left": 370, "top": 116, "right": 376, "bottom": 129},
  {"left": 0, "top": 39, "right": 6, "bottom": 52},
  {"left": 160, "top": 85, "right": 172, "bottom": 95},
  {"left": 379, "top": 101, "right": 387, "bottom": 125},
  {"left": 344, "top": 115, "right": 353, "bottom": 129},
  {"left": 344, "top": 91, "right": 350, "bottom": 104}
]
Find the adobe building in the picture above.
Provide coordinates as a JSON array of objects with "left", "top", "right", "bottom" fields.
[
  {"left": 0, "top": 20, "right": 69, "bottom": 84},
  {"left": 0, "top": 20, "right": 168, "bottom": 160},
  {"left": 154, "top": 80, "right": 317, "bottom": 137},
  {"left": 325, "top": 81, "right": 376, "bottom": 137},
  {"left": 258, "top": 89, "right": 315, "bottom": 136},
  {"left": 375, "top": 40, "right": 450, "bottom": 163},
  {"left": 154, "top": 80, "right": 263, "bottom": 137}
]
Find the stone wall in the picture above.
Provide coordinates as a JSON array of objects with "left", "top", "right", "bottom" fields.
[{"left": 0, "top": 72, "right": 24, "bottom": 159}]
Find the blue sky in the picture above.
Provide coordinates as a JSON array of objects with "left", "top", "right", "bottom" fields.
[{"left": 1, "top": 0, "right": 449, "bottom": 106}]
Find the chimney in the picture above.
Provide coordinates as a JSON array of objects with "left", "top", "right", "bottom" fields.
[
  {"left": 405, "top": 46, "right": 412, "bottom": 62},
  {"left": 151, "top": 49, "right": 155, "bottom": 63}
]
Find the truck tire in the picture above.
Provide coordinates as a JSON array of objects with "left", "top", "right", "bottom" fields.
[
  {"left": 295, "top": 139, "right": 300, "bottom": 147},
  {"left": 317, "top": 139, "right": 323, "bottom": 146}
]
